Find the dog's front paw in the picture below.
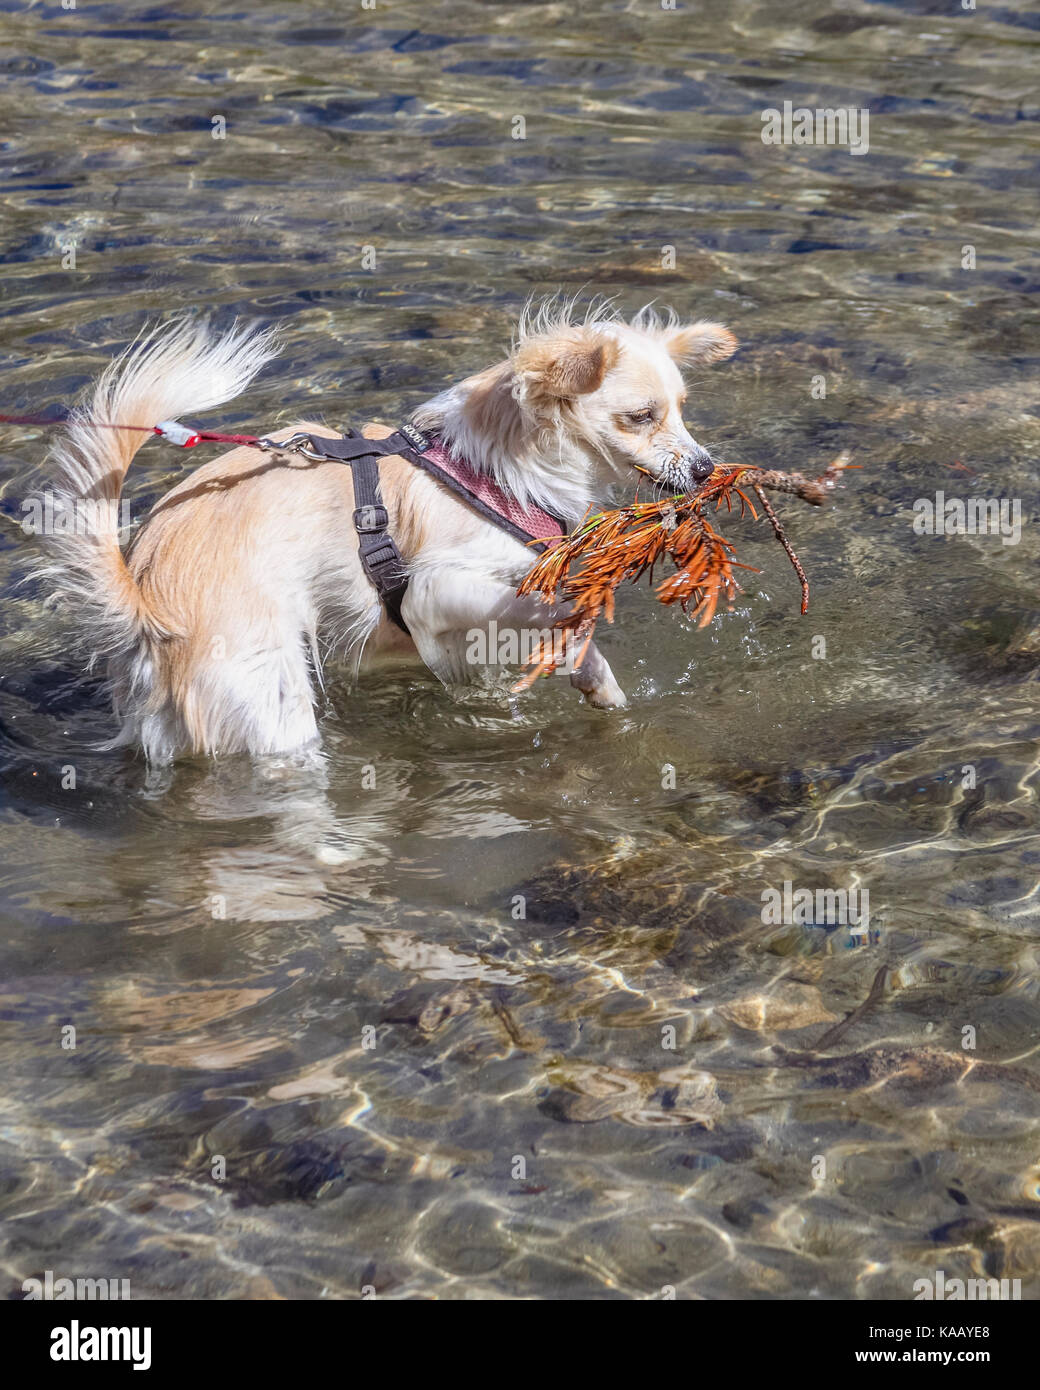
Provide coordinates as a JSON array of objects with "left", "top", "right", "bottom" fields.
[{"left": 579, "top": 678, "right": 627, "bottom": 709}]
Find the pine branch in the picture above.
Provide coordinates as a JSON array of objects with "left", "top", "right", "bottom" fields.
[{"left": 512, "top": 452, "right": 855, "bottom": 689}]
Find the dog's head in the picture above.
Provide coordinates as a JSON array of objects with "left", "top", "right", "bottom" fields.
[{"left": 512, "top": 308, "right": 737, "bottom": 495}]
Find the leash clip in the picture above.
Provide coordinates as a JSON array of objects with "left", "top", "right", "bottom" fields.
[{"left": 256, "top": 431, "right": 325, "bottom": 459}]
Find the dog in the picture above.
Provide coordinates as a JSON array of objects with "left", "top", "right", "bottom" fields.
[{"left": 40, "top": 302, "right": 737, "bottom": 761}]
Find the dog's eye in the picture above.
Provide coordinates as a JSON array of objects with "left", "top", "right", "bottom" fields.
[{"left": 627, "top": 409, "right": 655, "bottom": 426}]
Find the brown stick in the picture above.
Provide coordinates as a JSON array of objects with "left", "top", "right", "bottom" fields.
[
  {"left": 751, "top": 483, "right": 810, "bottom": 614},
  {"left": 728, "top": 451, "right": 854, "bottom": 507},
  {"left": 812, "top": 963, "right": 889, "bottom": 1052}
]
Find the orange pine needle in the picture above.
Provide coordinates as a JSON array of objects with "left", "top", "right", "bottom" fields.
[{"left": 512, "top": 453, "right": 853, "bottom": 689}]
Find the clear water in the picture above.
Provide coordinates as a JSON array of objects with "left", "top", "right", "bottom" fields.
[{"left": 0, "top": 0, "right": 1038, "bottom": 1299}]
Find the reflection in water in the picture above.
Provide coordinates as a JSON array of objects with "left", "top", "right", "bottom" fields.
[{"left": 0, "top": 0, "right": 1038, "bottom": 1299}]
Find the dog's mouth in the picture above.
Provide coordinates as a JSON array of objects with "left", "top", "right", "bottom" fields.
[{"left": 633, "top": 450, "right": 715, "bottom": 495}]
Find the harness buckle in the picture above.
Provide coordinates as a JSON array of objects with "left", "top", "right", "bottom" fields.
[{"left": 353, "top": 504, "right": 390, "bottom": 533}]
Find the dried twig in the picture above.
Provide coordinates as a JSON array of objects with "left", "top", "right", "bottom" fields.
[
  {"left": 751, "top": 483, "right": 810, "bottom": 615},
  {"left": 811, "top": 962, "right": 889, "bottom": 1052}
]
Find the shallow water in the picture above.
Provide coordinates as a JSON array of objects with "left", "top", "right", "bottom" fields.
[{"left": 0, "top": 0, "right": 1038, "bottom": 1300}]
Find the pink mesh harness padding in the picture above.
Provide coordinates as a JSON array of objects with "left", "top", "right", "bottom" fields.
[{"left": 420, "top": 436, "right": 565, "bottom": 545}]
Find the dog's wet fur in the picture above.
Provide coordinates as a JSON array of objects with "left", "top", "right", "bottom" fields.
[{"left": 39, "top": 300, "right": 736, "bottom": 760}]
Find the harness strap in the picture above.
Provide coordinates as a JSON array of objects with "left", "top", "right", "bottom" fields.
[
  {"left": 302, "top": 429, "right": 412, "bottom": 633},
  {"left": 406, "top": 451, "right": 551, "bottom": 549},
  {"left": 279, "top": 424, "right": 565, "bottom": 638}
]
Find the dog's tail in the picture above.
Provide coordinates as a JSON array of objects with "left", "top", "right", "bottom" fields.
[{"left": 39, "top": 318, "right": 278, "bottom": 664}]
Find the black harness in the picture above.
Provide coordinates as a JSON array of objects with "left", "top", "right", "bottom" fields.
[{"left": 262, "top": 422, "right": 560, "bottom": 635}]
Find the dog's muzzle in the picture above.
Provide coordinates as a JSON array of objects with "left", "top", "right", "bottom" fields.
[
  {"left": 684, "top": 446, "right": 715, "bottom": 481},
  {"left": 660, "top": 446, "right": 714, "bottom": 489}
]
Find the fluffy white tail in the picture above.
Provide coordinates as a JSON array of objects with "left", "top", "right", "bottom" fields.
[{"left": 39, "top": 318, "right": 278, "bottom": 665}]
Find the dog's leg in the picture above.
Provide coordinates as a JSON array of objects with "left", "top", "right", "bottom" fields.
[
  {"left": 402, "top": 569, "right": 627, "bottom": 708},
  {"left": 157, "top": 623, "right": 320, "bottom": 759},
  {"left": 566, "top": 637, "right": 627, "bottom": 709}
]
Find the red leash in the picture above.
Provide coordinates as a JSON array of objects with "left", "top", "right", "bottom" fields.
[{"left": 0, "top": 410, "right": 262, "bottom": 450}]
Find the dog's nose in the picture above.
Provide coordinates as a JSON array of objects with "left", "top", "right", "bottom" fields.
[{"left": 686, "top": 447, "right": 715, "bottom": 481}]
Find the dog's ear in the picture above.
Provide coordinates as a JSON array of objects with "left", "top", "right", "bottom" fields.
[
  {"left": 661, "top": 321, "right": 738, "bottom": 366},
  {"left": 514, "top": 330, "right": 619, "bottom": 401}
]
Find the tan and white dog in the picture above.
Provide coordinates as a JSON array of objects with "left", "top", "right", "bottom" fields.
[{"left": 41, "top": 303, "right": 737, "bottom": 761}]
